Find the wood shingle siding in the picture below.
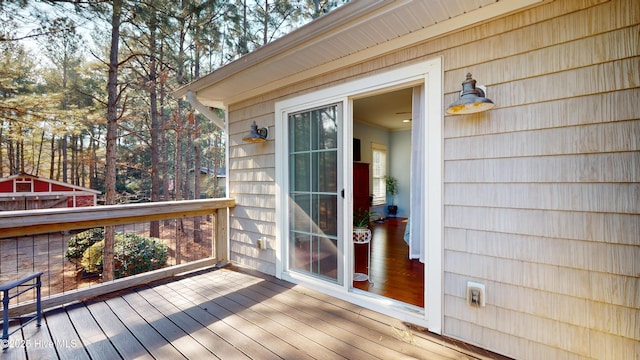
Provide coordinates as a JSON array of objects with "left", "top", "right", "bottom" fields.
[{"left": 439, "top": 0, "right": 639, "bottom": 358}]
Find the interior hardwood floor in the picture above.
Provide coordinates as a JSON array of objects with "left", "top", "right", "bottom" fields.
[{"left": 353, "top": 217, "right": 424, "bottom": 307}]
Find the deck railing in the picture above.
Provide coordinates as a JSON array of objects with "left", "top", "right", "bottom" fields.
[{"left": 0, "top": 198, "right": 235, "bottom": 318}]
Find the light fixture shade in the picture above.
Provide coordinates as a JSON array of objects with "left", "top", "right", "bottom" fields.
[
  {"left": 242, "top": 121, "right": 269, "bottom": 142},
  {"left": 446, "top": 73, "right": 495, "bottom": 115}
]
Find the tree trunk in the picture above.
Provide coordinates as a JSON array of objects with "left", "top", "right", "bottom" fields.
[
  {"left": 49, "top": 136, "right": 55, "bottom": 179},
  {"left": 242, "top": 0, "right": 248, "bottom": 54},
  {"left": 70, "top": 134, "right": 76, "bottom": 185},
  {"left": 89, "top": 126, "right": 98, "bottom": 191},
  {"left": 174, "top": 114, "right": 183, "bottom": 263},
  {"left": 56, "top": 139, "right": 62, "bottom": 180},
  {"left": 9, "top": 136, "right": 15, "bottom": 174},
  {"left": 192, "top": 42, "right": 202, "bottom": 242},
  {"left": 7, "top": 137, "right": 14, "bottom": 175},
  {"left": 0, "top": 124, "right": 4, "bottom": 178},
  {"left": 18, "top": 139, "right": 24, "bottom": 174},
  {"left": 103, "top": 0, "right": 122, "bottom": 282},
  {"left": 78, "top": 134, "right": 84, "bottom": 187},
  {"left": 159, "top": 44, "right": 170, "bottom": 203},
  {"left": 149, "top": 12, "right": 160, "bottom": 238},
  {"left": 263, "top": 0, "right": 269, "bottom": 45},
  {"left": 193, "top": 117, "right": 202, "bottom": 242},
  {"left": 35, "top": 130, "right": 44, "bottom": 176},
  {"left": 185, "top": 117, "right": 192, "bottom": 200}
]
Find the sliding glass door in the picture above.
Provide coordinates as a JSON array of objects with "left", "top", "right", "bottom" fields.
[
  {"left": 277, "top": 58, "right": 443, "bottom": 332},
  {"left": 287, "top": 103, "right": 342, "bottom": 283}
]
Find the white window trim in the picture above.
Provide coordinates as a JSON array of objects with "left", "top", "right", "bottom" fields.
[{"left": 275, "top": 57, "right": 443, "bottom": 333}]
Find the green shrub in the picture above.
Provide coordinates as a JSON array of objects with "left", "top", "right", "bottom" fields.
[
  {"left": 81, "top": 239, "right": 105, "bottom": 274},
  {"left": 80, "top": 233, "right": 168, "bottom": 279},
  {"left": 113, "top": 233, "right": 168, "bottom": 278},
  {"left": 66, "top": 228, "right": 104, "bottom": 262}
]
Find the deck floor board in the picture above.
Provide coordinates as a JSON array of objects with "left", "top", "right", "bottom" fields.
[
  {"left": 196, "top": 276, "right": 360, "bottom": 359},
  {"left": 66, "top": 303, "right": 121, "bottom": 360},
  {"left": 215, "top": 271, "right": 421, "bottom": 359},
  {"left": 18, "top": 310, "right": 57, "bottom": 359},
  {"left": 2, "top": 321, "right": 27, "bottom": 360},
  {"left": 177, "top": 275, "right": 316, "bottom": 360},
  {"left": 120, "top": 291, "right": 214, "bottom": 359},
  {"left": 156, "top": 281, "right": 274, "bottom": 360},
  {"left": 84, "top": 300, "right": 153, "bottom": 360},
  {"left": 104, "top": 296, "right": 186, "bottom": 359},
  {"left": 44, "top": 307, "right": 90, "bottom": 360},
  {"left": 223, "top": 272, "right": 437, "bottom": 359},
  {"left": 135, "top": 286, "right": 250, "bottom": 360},
  {"left": 2, "top": 266, "right": 504, "bottom": 360}
]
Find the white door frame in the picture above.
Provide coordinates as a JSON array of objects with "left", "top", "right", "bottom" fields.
[{"left": 275, "top": 57, "right": 443, "bottom": 333}]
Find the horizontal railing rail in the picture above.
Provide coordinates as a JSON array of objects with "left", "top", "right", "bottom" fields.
[
  {"left": 0, "top": 198, "right": 235, "bottom": 318},
  {"left": 0, "top": 198, "right": 235, "bottom": 238}
]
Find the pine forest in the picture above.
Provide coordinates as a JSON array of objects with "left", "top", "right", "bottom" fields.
[{"left": 0, "top": 0, "right": 348, "bottom": 205}]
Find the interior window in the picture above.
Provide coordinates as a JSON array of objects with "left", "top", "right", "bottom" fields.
[{"left": 371, "top": 143, "right": 387, "bottom": 206}]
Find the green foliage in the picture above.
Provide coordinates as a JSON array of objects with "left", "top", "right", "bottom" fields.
[
  {"left": 79, "top": 232, "right": 168, "bottom": 279},
  {"left": 0, "top": 35, "right": 35, "bottom": 97},
  {"left": 354, "top": 208, "right": 375, "bottom": 228},
  {"left": 384, "top": 175, "right": 399, "bottom": 204},
  {"left": 81, "top": 239, "right": 105, "bottom": 274},
  {"left": 66, "top": 228, "right": 104, "bottom": 262},
  {"left": 0, "top": 0, "right": 349, "bottom": 187},
  {"left": 113, "top": 233, "right": 168, "bottom": 278}
]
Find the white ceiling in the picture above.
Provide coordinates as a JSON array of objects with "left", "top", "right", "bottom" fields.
[{"left": 353, "top": 87, "right": 413, "bottom": 131}]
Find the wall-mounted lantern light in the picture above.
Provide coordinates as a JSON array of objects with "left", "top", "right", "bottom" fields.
[
  {"left": 242, "top": 121, "right": 269, "bottom": 143},
  {"left": 446, "top": 73, "right": 495, "bottom": 115}
]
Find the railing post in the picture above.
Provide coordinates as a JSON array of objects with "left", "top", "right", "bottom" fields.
[
  {"left": 215, "top": 207, "right": 228, "bottom": 267},
  {"left": 2, "top": 288, "right": 8, "bottom": 348},
  {"left": 36, "top": 274, "right": 41, "bottom": 327}
]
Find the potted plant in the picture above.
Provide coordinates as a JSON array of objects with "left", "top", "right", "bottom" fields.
[
  {"left": 353, "top": 208, "right": 374, "bottom": 244},
  {"left": 384, "top": 175, "right": 399, "bottom": 217}
]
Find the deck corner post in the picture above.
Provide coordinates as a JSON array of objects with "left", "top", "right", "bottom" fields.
[{"left": 214, "top": 207, "right": 229, "bottom": 267}]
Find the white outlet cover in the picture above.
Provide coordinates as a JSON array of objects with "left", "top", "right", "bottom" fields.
[{"left": 467, "top": 281, "right": 486, "bottom": 307}]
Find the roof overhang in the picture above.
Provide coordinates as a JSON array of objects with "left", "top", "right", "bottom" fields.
[{"left": 174, "top": 0, "right": 547, "bottom": 109}]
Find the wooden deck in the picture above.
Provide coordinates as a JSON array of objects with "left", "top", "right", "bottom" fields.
[{"left": 2, "top": 266, "right": 505, "bottom": 360}]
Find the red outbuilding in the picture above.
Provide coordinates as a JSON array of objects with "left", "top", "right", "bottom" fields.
[{"left": 0, "top": 173, "right": 100, "bottom": 211}]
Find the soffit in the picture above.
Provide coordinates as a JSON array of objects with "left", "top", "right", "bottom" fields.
[{"left": 175, "top": 0, "right": 545, "bottom": 108}]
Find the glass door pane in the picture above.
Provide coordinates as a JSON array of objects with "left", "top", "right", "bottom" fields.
[{"left": 288, "top": 103, "right": 341, "bottom": 283}]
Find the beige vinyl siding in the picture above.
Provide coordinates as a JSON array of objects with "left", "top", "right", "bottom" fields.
[
  {"left": 439, "top": 0, "right": 639, "bottom": 358},
  {"left": 225, "top": 0, "right": 638, "bottom": 358},
  {"left": 228, "top": 103, "right": 277, "bottom": 274}
]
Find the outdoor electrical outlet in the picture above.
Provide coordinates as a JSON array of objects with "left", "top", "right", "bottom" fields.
[
  {"left": 467, "top": 281, "right": 486, "bottom": 307},
  {"left": 257, "top": 237, "right": 268, "bottom": 250}
]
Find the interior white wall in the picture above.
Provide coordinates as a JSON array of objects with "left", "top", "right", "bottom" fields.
[
  {"left": 390, "top": 130, "right": 411, "bottom": 218},
  {"left": 353, "top": 121, "right": 387, "bottom": 164},
  {"left": 353, "top": 121, "right": 411, "bottom": 218}
]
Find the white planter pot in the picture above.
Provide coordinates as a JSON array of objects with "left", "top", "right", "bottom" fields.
[{"left": 353, "top": 227, "right": 371, "bottom": 244}]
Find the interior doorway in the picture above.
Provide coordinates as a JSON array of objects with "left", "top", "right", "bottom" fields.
[{"left": 351, "top": 87, "right": 424, "bottom": 307}]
